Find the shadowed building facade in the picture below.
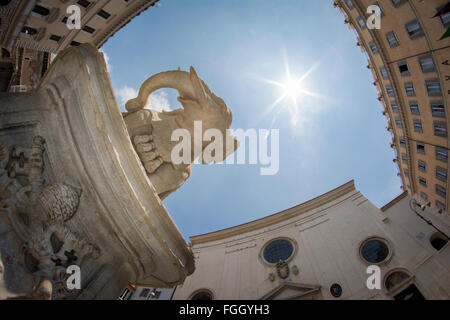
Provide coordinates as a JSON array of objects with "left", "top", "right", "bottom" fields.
[
  {"left": 334, "top": 0, "right": 450, "bottom": 218},
  {"left": 0, "top": 0, "right": 159, "bottom": 92}
]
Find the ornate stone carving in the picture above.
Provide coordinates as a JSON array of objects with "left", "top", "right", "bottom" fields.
[
  {"left": 0, "top": 44, "right": 196, "bottom": 299},
  {"left": 291, "top": 265, "right": 299, "bottom": 276},
  {"left": 268, "top": 272, "right": 276, "bottom": 282},
  {"left": 0, "top": 137, "right": 99, "bottom": 299},
  {"left": 276, "top": 260, "right": 290, "bottom": 279},
  {"left": 36, "top": 183, "right": 82, "bottom": 223},
  {"left": 123, "top": 67, "right": 239, "bottom": 199}
]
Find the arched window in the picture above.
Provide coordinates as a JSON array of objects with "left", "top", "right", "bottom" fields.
[
  {"left": 430, "top": 232, "right": 448, "bottom": 251},
  {"left": 191, "top": 290, "right": 213, "bottom": 300},
  {"left": 385, "top": 270, "right": 411, "bottom": 292},
  {"left": 262, "top": 238, "right": 295, "bottom": 264},
  {"left": 360, "top": 237, "right": 391, "bottom": 264}
]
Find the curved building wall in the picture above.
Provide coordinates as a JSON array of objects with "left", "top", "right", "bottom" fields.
[
  {"left": 335, "top": 0, "right": 450, "bottom": 218},
  {"left": 173, "top": 181, "right": 450, "bottom": 300}
]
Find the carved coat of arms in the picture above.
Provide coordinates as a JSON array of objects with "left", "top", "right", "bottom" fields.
[{"left": 276, "top": 260, "right": 290, "bottom": 279}]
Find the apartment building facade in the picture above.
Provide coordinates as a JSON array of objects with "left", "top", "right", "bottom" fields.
[
  {"left": 335, "top": 0, "right": 450, "bottom": 218},
  {"left": 0, "top": 0, "right": 159, "bottom": 92}
]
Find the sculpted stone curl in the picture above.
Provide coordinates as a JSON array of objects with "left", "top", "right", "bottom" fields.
[{"left": 123, "top": 67, "right": 239, "bottom": 199}]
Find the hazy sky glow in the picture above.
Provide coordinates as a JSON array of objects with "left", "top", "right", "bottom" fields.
[{"left": 102, "top": 0, "right": 402, "bottom": 239}]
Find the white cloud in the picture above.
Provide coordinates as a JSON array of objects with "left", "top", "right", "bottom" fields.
[
  {"left": 115, "top": 86, "right": 171, "bottom": 112},
  {"left": 99, "top": 49, "right": 112, "bottom": 72},
  {"left": 116, "top": 85, "right": 138, "bottom": 107},
  {"left": 147, "top": 90, "right": 171, "bottom": 112}
]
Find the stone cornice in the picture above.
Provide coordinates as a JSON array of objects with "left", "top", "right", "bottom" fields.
[{"left": 380, "top": 191, "right": 408, "bottom": 212}]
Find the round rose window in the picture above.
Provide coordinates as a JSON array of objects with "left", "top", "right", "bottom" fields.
[
  {"left": 263, "top": 239, "right": 294, "bottom": 264},
  {"left": 360, "top": 238, "right": 390, "bottom": 264}
]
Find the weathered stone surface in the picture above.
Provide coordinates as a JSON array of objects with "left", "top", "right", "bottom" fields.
[
  {"left": 123, "top": 68, "right": 239, "bottom": 199},
  {"left": 0, "top": 44, "right": 195, "bottom": 299}
]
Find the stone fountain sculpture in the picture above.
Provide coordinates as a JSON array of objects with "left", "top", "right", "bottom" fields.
[
  {"left": 0, "top": 44, "right": 238, "bottom": 299},
  {"left": 124, "top": 67, "right": 239, "bottom": 199}
]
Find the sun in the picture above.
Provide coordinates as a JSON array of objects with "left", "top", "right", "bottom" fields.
[
  {"left": 256, "top": 57, "right": 322, "bottom": 126},
  {"left": 282, "top": 78, "right": 303, "bottom": 100}
]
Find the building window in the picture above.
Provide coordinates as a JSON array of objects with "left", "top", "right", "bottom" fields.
[
  {"left": 397, "top": 60, "right": 409, "bottom": 76},
  {"left": 77, "top": 0, "right": 91, "bottom": 8},
  {"left": 404, "top": 82, "right": 415, "bottom": 96},
  {"left": 21, "top": 25, "right": 38, "bottom": 36},
  {"left": 430, "top": 101, "right": 445, "bottom": 118},
  {"left": 420, "top": 192, "right": 428, "bottom": 201},
  {"left": 436, "top": 166, "right": 447, "bottom": 182},
  {"left": 373, "top": 1, "right": 384, "bottom": 16},
  {"left": 434, "top": 121, "right": 447, "bottom": 137},
  {"left": 384, "top": 270, "right": 412, "bottom": 292},
  {"left": 399, "top": 137, "right": 406, "bottom": 148},
  {"left": 140, "top": 288, "right": 150, "bottom": 297},
  {"left": 369, "top": 41, "right": 379, "bottom": 54},
  {"left": 436, "top": 147, "right": 448, "bottom": 162},
  {"left": 405, "top": 19, "right": 424, "bottom": 39},
  {"left": 404, "top": 168, "right": 409, "bottom": 178},
  {"left": 436, "top": 184, "right": 447, "bottom": 198},
  {"left": 435, "top": 200, "right": 446, "bottom": 213},
  {"left": 152, "top": 290, "right": 161, "bottom": 299},
  {"left": 357, "top": 16, "right": 366, "bottom": 29},
  {"left": 118, "top": 288, "right": 132, "bottom": 300},
  {"left": 430, "top": 232, "right": 448, "bottom": 251},
  {"left": 426, "top": 79, "right": 442, "bottom": 96},
  {"left": 191, "top": 290, "right": 213, "bottom": 300},
  {"left": 82, "top": 25, "right": 96, "bottom": 34},
  {"left": 70, "top": 41, "right": 81, "bottom": 46},
  {"left": 390, "top": 0, "right": 407, "bottom": 8},
  {"left": 1, "top": 48, "right": 10, "bottom": 58},
  {"left": 344, "top": 0, "right": 354, "bottom": 9},
  {"left": 97, "top": 9, "right": 111, "bottom": 20},
  {"left": 402, "top": 153, "right": 408, "bottom": 165},
  {"left": 419, "top": 54, "right": 436, "bottom": 73},
  {"left": 49, "top": 34, "right": 61, "bottom": 42},
  {"left": 419, "top": 176, "right": 427, "bottom": 187},
  {"left": 436, "top": 4, "right": 450, "bottom": 28},
  {"left": 386, "top": 85, "right": 394, "bottom": 97},
  {"left": 409, "top": 102, "right": 420, "bottom": 115},
  {"left": 395, "top": 117, "right": 402, "bottom": 129},
  {"left": 360, "top": 238, "right": 391, "bottom": 264},
  {"left": 418, "top": 160, "right": 426, "bottom": 172},
  {"left": 416, "top": 142, "right": 425, "bottom": 154},
  {"left": 32, "top": 4, "right": 50, "bottom": 16},
  {"left": 386, "top": 31, "right": 400, "bottom": 48},
  {"left": 380, "top": 66, "right": 389, "bottom": 79},
  {"left": 391, "top": 101, "right": 399, "bottom": 113},
  {"left": 413, "top": 119, "right": 423, "bottom": 133},
  {"left": 262, "top": 238, "right": 295, "bottom": 264}
]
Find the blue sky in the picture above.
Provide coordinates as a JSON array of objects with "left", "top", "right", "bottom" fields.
[{"left": 102, "top": 0, "right": 402, "bottom": 239}]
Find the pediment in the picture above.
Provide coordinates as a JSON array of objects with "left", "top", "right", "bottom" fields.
[{"left": 260, "top": 282, "right": 321, "bottom": 300}]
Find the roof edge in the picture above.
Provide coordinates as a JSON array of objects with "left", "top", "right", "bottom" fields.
[
  {"left": 190, "top": 180, "right": 356, "bottom": 245},
  {"left": 380, "top": 191, "right": 408, "bottom": 212}
]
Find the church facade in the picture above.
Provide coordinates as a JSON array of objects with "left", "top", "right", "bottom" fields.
[{"left": 171, "top": 181, "right": 450, "bottom": 300}]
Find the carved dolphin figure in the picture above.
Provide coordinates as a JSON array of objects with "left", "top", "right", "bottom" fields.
[{"left": 123, "top": 67, "right": 239, "bottom": 199}]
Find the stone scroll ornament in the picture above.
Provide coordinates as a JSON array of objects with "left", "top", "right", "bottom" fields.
[
  {"left": 123, "top": 67, "right": 239, "bottom": 199},
  {"left": 0, "top": 137, "right": 99, "bottom": 299}
]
